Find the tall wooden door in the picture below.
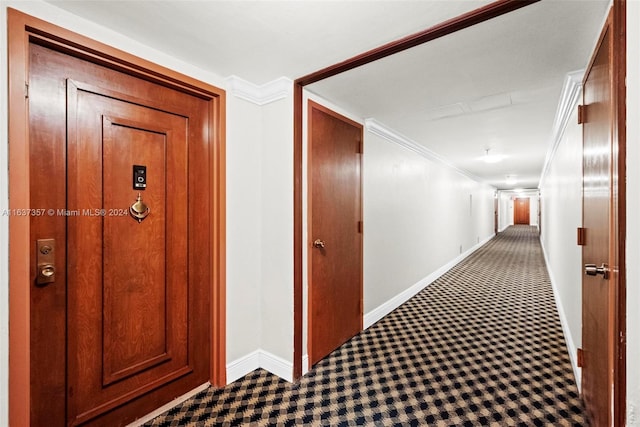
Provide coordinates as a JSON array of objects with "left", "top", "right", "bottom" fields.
[
  {"left": 514, "top": 198, "right": 530, "bottom": 224},
  {"left": 581, "top": 12, "right": 617, "bottom": 425},
  {"left": 308, "top": 101, "right": 363, "bottom": 367},
  {"left": 29, "top": 41, "right": 212, "bottom": 426}
]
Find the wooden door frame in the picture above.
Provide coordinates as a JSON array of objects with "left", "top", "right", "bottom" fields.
[
  {"left": 7, "top": 9, "right": 227, "bottom": 425},
  {"left": 612, "top": 2, "right": 626, "bottom": 424}
]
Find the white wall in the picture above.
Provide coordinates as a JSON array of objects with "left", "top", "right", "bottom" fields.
[
  {"left": 529, "top": 194, "right": 539, "bottom": 226},
  {"left": 498, "top": 192, "right": 513, "bottom": 231},
  {"left": 539, "top": 108, "right": 583, "bottom": 385},
  {"left": 626, "top": 0, "right": 640, "bottom": 423},
  {"left": 363, "top": 130, "right": 495, "bottom": 315},
  {"left": 226, "top": 95, "right": 263, "bottom": 362},
  {"left": 260, "top": 97, "right": 294, "bottom": 364}
]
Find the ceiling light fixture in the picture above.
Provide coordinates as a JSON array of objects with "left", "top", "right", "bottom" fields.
[{"left": 482, "top": 148, "right": 506, "bottom": 164}]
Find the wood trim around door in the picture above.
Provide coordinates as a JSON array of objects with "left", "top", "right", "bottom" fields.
[
  {"left": 7, "top": 9, "right": 226, "bottom": 425},
  {"left": 612, "top": 0, "right": 626, "bottom": 423},
  {"left": 291, "top": 0, "right": 541, "bottom": 380}
]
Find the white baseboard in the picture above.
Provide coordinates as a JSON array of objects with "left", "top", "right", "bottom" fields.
[
  {"left": 126, "top": 382, "right": 210, "bottom": 426},
  {"left": 259, "top": 350, "right": 293, "bottom": 382},
  {"left": 363, "top": 234, "right": 495, "bottom": 329},
  {"left": 226, "top": 349, "right": 294, "bottom": 384},
  {"left": 226, "top": 349, "right": 261, "bottom": 383},
  {"left": 228, "top": 233, "right": 498, "bottom": 387},
  {"left": 540, "top": 243, "right": 581, "bottom": 391}
]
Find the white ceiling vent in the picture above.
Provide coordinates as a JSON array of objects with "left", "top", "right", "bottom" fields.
[
  {"left": 423, "top": 92, "right": 514, "bottom": 122},
  {"left": 422, "top": 103, "right": 466, "bottom": 121},
  {"left": 468, "top": 92, "right": 513, "bottom": 113}
]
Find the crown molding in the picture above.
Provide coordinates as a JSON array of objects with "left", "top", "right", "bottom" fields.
[
  {"left": 539, "top": 70, "right": 584, "bottom": 187},
  {"left": 365, "top": 118, "right": 485, "bottom": 184},
  {"left": 225, "top": 75, "right": 293, "bottom": 106}
]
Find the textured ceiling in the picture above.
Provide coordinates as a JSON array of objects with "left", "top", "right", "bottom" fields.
[
  {"left": 45, "top": 0, "right": 493, "bottom": 84},
  {"left": 45, "top": 0, "right": 610, "bottom": 190},
  {"left": 308, "top": 0, "right": 610, "bottom": 189}
]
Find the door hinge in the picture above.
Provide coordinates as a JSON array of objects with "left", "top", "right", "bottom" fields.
[
  {"left": 577, "top": 348, "right": 584, "bottom": 367},
  {"left": 577, "top": 227, "right": 586, "bottom": 246},
  {"left": 357, "top": 220, "right": 363, "bottom": 234},
  {"left": 24, "top": 82, "right": 29, "bottom": 99},
  {"left": 577, "top": 105, "right": 586, "bottom": 124}
]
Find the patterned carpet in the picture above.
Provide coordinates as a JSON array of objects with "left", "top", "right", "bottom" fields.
[{"left": 145, "top": 225, "right": 586, "bottom": 426}]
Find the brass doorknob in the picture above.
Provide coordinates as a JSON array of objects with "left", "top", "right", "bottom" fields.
[{"left": 313, "top": 239, "right": 325, "bottom": 249}]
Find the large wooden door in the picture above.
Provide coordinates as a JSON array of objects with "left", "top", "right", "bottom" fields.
[
  {"left": 308, "top": 101, "right": 363, "bottom": 367},
  {"left": 581, "top": 12, "right": 617, "bottom": 426},
  {"left": 29, "top": 41, "right": 212, "bottom": 426},
  {"left": 514, "top": 197, "right": 530, "bottom": 224}
]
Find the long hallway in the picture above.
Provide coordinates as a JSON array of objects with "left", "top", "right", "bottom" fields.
[{"left": 147, "top": 226, "right": 585, "bottom": 426}]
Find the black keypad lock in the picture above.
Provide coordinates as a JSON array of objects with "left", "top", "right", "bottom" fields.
[{"left": 133, "top": 165, "right": 147, "bottom": 190}]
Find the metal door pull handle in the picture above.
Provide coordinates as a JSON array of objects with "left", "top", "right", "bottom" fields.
[
  {"left": 313, "top": 239, "right": 325, "bottom": 249},
  {"left": 585, "top": 263, "right": 609, "bottom": 279}
]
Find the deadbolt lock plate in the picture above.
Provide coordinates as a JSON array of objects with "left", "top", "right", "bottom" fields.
[{"left": 36, "top": 238, "right": 56, "bottom": 285}]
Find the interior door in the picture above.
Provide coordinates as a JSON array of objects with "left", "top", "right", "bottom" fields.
[
  {"left": 581, "top": 12, "right": 616, "bottom": 426},
  {"left": 308, "top": 101, "right": 363, "bottom": 367},
  {"left": 514, "top": 197, "right": 530, "bottom": 224},
  {"left": 29, "top": 41, "right": 211, "bottom": 426}
]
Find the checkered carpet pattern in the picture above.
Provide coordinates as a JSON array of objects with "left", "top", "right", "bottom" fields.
[{"left": 146, "top": 225, "right": 586, "bottom": 426}]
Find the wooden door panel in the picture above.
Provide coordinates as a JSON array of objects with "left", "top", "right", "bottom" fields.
[
  {"left": 308, "top": 102, "right": 363, "bottom": 367},
  {"left": 29, "top": 41, "right": 213, "bottom": 427},
  {"left": 582, "top": 20, "right": 614, "bottom": 426},
  {"left": 28, "top": 41, "right": 70, "bottom": 427},
  {"left": 102, "top": 118, "right": 173, "bottom": 386},
  {"left": 514, "top": 198, "right": 530, "bottom": 225},
  {"left": 67, "top": 83, "right": 192, "bottom": 425}
]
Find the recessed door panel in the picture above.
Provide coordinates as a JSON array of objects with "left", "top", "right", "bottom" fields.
[{"left": 101, "top": 116, "right": 186, "bottom": 386}]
